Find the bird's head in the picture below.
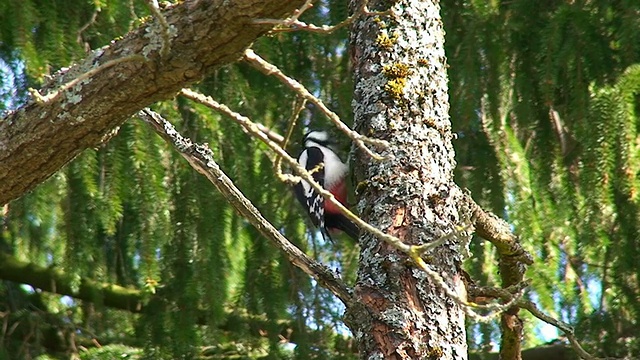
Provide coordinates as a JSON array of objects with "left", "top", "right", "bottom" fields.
[{"left": 303, "top": 130, "right": 335, "bottom": 149}]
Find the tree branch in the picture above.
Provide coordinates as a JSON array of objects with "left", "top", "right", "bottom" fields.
[
  {"left": 137, "top": 108, "right": 353, "bottom": 305},
  {"left": 519, "top": 301, "right": 620, "bottom": 360},
  {"left": 466, "top": 192, "right": 533, "bottom": 266},
  {"left": 0, "top": 0, "right": 308, "bottom": 206},
  {"left": 242, "top": 49, "right": 390, "bottom": 160},
  {"left": 469, "top": 282, "right": 620, "bottom": 359},
  {"left": 0, "top": 252, "right": 143, "bottom": 312},
  {"left": 0, "top": 251, "right": 349, "bottom": 352},
  {"left": 464, "top": 191, "right": 534, "bottom": 359}
]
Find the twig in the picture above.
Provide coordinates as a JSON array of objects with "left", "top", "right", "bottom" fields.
[
  {"left": 412, "top": 211, "right": 471, "bottom": 255},
  {"left": 407, "top": 214, "right": 526, "bottom": 321},
  {"left": 257, "top": 123, "right": 285, "bottom": 144},
  {"left": 258, "top": 18, "right": 354, "bottom": 34},
  {"left": 29, "top": 55, "right": 145, "bottom": 104},
  {"left": 179, "top": 89, "right": 524, "bottom": 319},
  {"left": 254, "top": 0, "right": 391, "bottom": 34},
  {"left": 519, "top": 300, "right": 621, "bottom": 360},
  {"left": 77, "top": 8, "right": 100, "bottom": 50},
  {"left": 469, "top": 283, "right": 621, "bottom": 360},
  {"left": 274, "top": 97, "right": 306, "bottom": 184},
  {"left": 146, "top": 0, "right": 172, "bottom": 58},
  {"left": 138, "top": 108, "right": 353, "bottom": 305},
  {"left": 127, "top": 0, "right": 138, "bottom": 31},
  {"left": 467, "top": 281, "right": 532, "bottom": 301},
  {"left": 242, "top": 49, "right": 390, "bottom": 160},
  {"left": 417, "top": 258, "right": 527, "bottom": 322},
  {"left": 289, "top": 0, "right": 314, "bottom": 22}
]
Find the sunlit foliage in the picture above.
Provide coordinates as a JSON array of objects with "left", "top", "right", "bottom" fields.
[{"left": 1, "top": 0, "right": 639, "bottom": 358}]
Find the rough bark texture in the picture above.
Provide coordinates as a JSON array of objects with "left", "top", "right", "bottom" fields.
[
  {"left": 346, "top": 0, "right": 468, "bottom": 358},
  {"left": 467, "top": 193, "right": 530, "bottom": 359},
  {"left": 0, "top": 0, "right": 306, "bottom": 206}
]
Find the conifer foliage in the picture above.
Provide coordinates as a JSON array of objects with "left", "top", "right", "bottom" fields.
[{"left": 0, "top": 0, "right": 639, "bottom": 359}]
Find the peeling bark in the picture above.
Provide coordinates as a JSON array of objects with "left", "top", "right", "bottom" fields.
[
  {"left": 346, "top": 0, "right": 468, "bottom": 359},
  {"left": 0, "top": 0, "right": 306, "bottom": 206}
]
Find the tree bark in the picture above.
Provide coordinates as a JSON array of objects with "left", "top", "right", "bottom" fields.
[
  {"left": 0, "top": 0, "right": 305, "bottom": 206},
  {"left": 346, "top": 0, "right": 468, "bottom": 358}
]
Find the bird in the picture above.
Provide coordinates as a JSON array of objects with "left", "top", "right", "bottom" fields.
[{"left": 293, "top": 130, "right": 359, "bottom": 242}]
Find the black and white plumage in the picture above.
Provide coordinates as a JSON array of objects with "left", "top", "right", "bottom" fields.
[{"left": 294, "top": 130, "right": 359, "bottom": 241}]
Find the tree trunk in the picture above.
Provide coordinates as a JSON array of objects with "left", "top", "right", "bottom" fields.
[{"left": 346, "top": 0, "right": 468, "bottom": 358}]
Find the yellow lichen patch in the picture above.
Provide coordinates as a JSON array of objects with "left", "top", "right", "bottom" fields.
[
  {"left": 382, "top": 62, "right": 411, "bottom": 100},
  {"left": 136, "top": 15, "right": 153, "bottom": 25},
  {"left": 373, "top": 16, "right": 387, "bottom": 29},
  {"left": 356, "top": 181, "right": 369, "bottom": 194},
  {"left": 383, "top": 63, "right": 411, "bottom": 78},
  {"left": 376, "top": 32, "right": 397, "bottom": 49},
  {"left": 424, "top": 117, "right": 437, "bottom": 128},
  {"left": 384, "top": 78, "right": 407, "bottom": 100},
  {"left": 427, "top": 346, "right": 444, "bottom": 359}
]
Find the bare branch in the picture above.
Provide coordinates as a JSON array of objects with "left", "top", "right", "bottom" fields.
[
  {"left": 412, "top": 256, "right": 527, "bottom": 322},
  {"left": 289, "top": 0, "right": 315, "bottom": 22},
  {"left": 258, "top": 18, "right": 354, "bottom": 34},
  {"left": 179, "top": 89, "right": 522, "bottom": 319},
  {"left": 464, "top": 192, "right": 533, "bottom": 359},
  {"left": 254, "top": 0, "right": 391, "bottom": 34},
  {"left": 519, "top": 300, "right": 621, "bottom": 360},
  {"left": 242, "top": 49, "right": 390, "bottom": 160},
  {"left": 274, "top": 97, "right": 307, "bottom": 184},
  {"left": 466, "top": 193, "right": 533, "bottom": 266},
  {"left": 29, "top": 55, "right": 146, "bottom": 104},
  {"left": 138, "top": 108, "right": 353, "bottom": 305},
  {"left": 77, "top": 8, "right": 100, "bottom": 51},
  {"left": 469, "top": 282, "right": 621, "bottom": 360},
  {"left": 257, "top": 123, "right": 285, "bottom": 144}
]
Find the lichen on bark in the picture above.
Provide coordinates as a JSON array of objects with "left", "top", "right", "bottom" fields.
[{"left": 347, "top": 0, "right": 469, "bottom": 358}]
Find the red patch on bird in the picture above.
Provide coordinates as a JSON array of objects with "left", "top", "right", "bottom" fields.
[{"left": 325, "top": 181, "right": 348, "bottom": 214}]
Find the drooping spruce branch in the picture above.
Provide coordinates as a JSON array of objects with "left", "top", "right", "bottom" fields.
[
  {"left": 0, "top": 0, "right": 308, "bottom": 206},
  {"left": 0, "top": 252, "right": 143, "bottom": 312},
  {"left": 0, "top": 251, "right": 346, "bottom": 347}
]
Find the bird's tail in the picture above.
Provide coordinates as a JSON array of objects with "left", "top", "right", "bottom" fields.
[{"left": 326, "top": 214, "right": 360, "bottom": 241}]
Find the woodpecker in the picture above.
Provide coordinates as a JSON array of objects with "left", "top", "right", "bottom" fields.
[{"left": 294, "top": 130, "right": 359, "bottom": 242}]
